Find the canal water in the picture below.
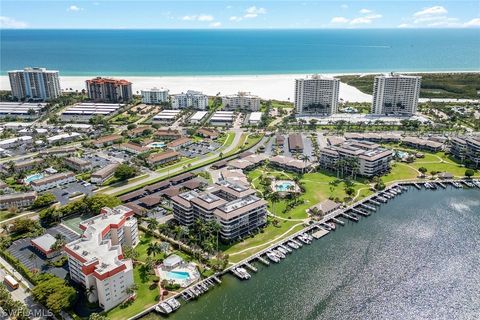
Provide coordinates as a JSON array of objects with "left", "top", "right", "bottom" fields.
[{"left": 145, "top": 187, "right": 480, "bottom": 320}]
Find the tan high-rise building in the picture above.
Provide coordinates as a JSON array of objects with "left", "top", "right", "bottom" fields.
[
  {"left": 372, "top": 73, "right": 421, "bottom": 116},
  {"left": 86, "top": 77, "right": 133, "bottom": 102},
  {"left": 294, "top": 75, "right": 340, "bottom": 115}
]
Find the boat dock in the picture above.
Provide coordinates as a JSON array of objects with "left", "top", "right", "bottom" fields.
[
  {"left": 244, "top": 262, "right": 258, "bottom": 272},
  {"left": 332, "top": 218, "right": 345, "bottom": 225},
  {"left": 312, "top": 228, "right": 330, "bottom": 239}
]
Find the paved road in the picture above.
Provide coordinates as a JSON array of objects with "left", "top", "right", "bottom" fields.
[{"left": 100, "top": 129, "right": 244, "bottom": 195}]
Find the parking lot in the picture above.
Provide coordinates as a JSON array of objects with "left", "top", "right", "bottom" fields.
[
  {"left": 6, "top": 225, "right": 80, "bottom": 280},
  {"left": 179, "top": 141, "right": 221, "bottom": 158},
  {"left": 83, "top": 153, "right": 112, "bottom": 169},
  {"left": 49, "top": 181, "right": 95, "bottom": 205}
]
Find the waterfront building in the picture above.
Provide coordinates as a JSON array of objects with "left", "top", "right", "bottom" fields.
[
  {"left": 171, "top": 180, "right": 267, "bottom": 241},
  {"left": 64, "top": 205, "right": 138, "bottom": 311},
  {"left": 294, "top": 75, "right": 340, "bottom": 115},
  {"left": 319, "top": 140, "right": 393, "bottom": 177},
  {"left": 171, "top": 90, "right": 209, "bottom": 110},
  {"left": 372, "top": 73, "right": 421, "bottom": 116},
  {"left": 8, "top": 67, "right": 61, "bottom": 101},
  {"left": 91, "top": 163, "right": 120, "bottom": 184},
  {"left": 61, "top": 103, "right": 123, "bottom": 122},
  {"left": 141, "top": 87, "right": 169, "bottom": 104},
  {"left": 222, "top": 92, "right": 261, "bottom": 111},
  {"left": 31, "top": 172, "right": 76, "bottom": 192},
  {"left": 450, "top": 136, "right": 480, "bottom": 168},
  {"left": 0, "top": 192, "right": 37, "bottom": 210},
  {"left": 86, "top": 77, "right": 133, "bottom": 103}
]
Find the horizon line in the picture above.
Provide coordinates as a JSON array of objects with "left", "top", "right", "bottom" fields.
[{"left": 2, "top": 27, "right": 478, "bottom": 31}]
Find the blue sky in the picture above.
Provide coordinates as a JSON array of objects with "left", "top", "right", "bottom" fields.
[{"left": 1, "top": 1, "right": 479, "bottom": 29}]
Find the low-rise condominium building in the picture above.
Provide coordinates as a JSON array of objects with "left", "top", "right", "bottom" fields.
[
  {"left": 91, "top": 163, "right": 120, "bottom": 184},
  {"left": 0, "top": 192, "right": 37, "bottom": 210},
  {"left": 141, "top": 87, "right": 169, "bottom": 104},
  {"left": 171, "top": 90, "right": 208, "bottom": 110},
  {"left": 222, "top": 92, "right": 261, "bottom": 111},
  {"left": 31, "top": 171, "right": 76, "bottom": 191}
]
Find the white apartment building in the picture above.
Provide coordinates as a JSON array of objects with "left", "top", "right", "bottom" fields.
[
  {"left": 141, "top": 87, "right": 169, "bottom": 104},
  {"left": 64, "top": 205, "right": 139, "bottom": 311},
  {"left": 222, "top": 92, "right": 261, "bottom": 111},
  {"left": 294, "top": 75, "right": 340, "bottom": 115},
  {"left": 8, "top": 67, "right": 61, "bottom": 101},
  {"left": 172, "top": 90, "right": 209, "bottom": 110},
  {"left": 372, "top": 73, "right": 421, "bottom": 116},
  {"left": 30, "top": 171, "right": 76, "bottom": 191}
]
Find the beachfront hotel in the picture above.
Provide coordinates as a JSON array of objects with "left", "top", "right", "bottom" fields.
[
  {"left": 222, "top": 92, "right": 261, "bottom": 111},
  {"left": 64, "top": 205, "right": 138, "bottom": 311},
  {"left": 86, "top": 77, "right": 133, "bottom": 103},
  {"left": 372, "top": 73, "right": 421, "bottom": 116},
  {"left": 294, "top": 75, "right": 340, "bottom": 115},
  {"left": 8, "top": 67, "right": 61, "bottom": 101},
  {"left": 319, "top": 140, "right": 393, "bottom": 177},
  {"left": 171, "top": 90, "right": 209, "bottom": 110},
  {"left": 450, "top": 136, "right": 480, "bottom": 168},
  {"left": 141, "top": 87, "right": 169, "bottom": 104},
  {"left": 171, "top": 180, "right": 267, "bottom": 241}
]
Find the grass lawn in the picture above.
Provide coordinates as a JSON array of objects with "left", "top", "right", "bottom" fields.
[
  {"left": 383, "top": 163, "right": 419, "bottom": 184},
  {"left": 0, "top": 211, "right": 16, "bottom": 222}
]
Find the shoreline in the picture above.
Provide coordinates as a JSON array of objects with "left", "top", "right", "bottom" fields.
[{"left": 1, "top": 71, "right": 478, "bottom": 103}]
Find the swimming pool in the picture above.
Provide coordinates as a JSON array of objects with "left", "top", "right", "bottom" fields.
[
  {"left": 147, "top": 142, "right": 165, "bottom": 148},
  {"left": 396, "top": 151, "right": 408, "bottom": 158},
  {"left": 274, "top": 181, "right": 295, "bottom": 192},
  {"left": 24, "top": 173, "right": 44, "bottom": 184},
  {"left": 167, "top": 271, "right": 190, "bottom": 280}
]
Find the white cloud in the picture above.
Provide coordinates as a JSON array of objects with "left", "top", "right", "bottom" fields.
[
  {"left": 397, "top": 23, "right": 411, "bottom": 28},
  {"left": 182, "top": 15, "right": 214, "bottom": 22},
  {"left": 229, "top": 16, "right": 243, "bottom": 22},
  {"left": 0, "top": 16, "right": 28, "bottom": 29},
  {"left": 331, "top": 17, "right": 349, "bottom": 24},
  {"left": 244, "top": 6, "right": 266, "bottom": 19},
  {"left": 341, "top": 4, "right": 349, "bottom": 9},
  {"left": 359, "top": 9, "right": 372, "bottom": 14},
  {"left": 414, "top": 6, "right": 447, "bottom": 17},
  {"left": 67, "top": 5, "right": 83, "bottom": 12},
  {"left": 350, "top": 17, "right": 373, "bottom": 25},
  {"left": 210, "top": 22, "right": 222, "bottom": 28},
  {"left": 464, "top": 18, "right": 480, "bottom": 27},
  {"left": 198, "top": 15, "right": 214, "bottom": 22}
]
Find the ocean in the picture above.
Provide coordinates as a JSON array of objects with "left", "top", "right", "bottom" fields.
[
  {"left": 144, "top": 187, "right": 480, "bottom": 320},
  {"left": 1, "top": 29, "right": 479, "bottom": 76}
]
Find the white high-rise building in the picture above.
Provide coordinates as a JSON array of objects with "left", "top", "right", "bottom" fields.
[
  {"left": 141, "top": 87, "right": 169, "bottom": 104},
  {"left": 372, "top": 73, "right": 421, "bottom": 116},
  {"left": 171, "top": 90, "right": 209, "bottom": 110},
  {"left": 8, "top": 67, "right": 61, "bottom": 101},
  {"left": 64, "top": 205, "right": 139, "bottom": 311},
  {"left": 294, "top": 75, "right": 340, "bottom": 115},
  {"left": 222, "top": 92, "right": 261, "bottom": 111}
]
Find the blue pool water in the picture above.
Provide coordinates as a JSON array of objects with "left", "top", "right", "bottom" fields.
[
  {"left": 167, "top": 271, "right": 190, "bottom": 280},
  {"left": 148, "top": 142, "right": 165, "bottom": 148},
  {"left": 24, "top": 173, "right": 44, "bottom": 184},
  {"left": 275, "top": 182, "right": 295, "bottom": 192},
  {"left": 396, "top": 151, "right": 408, "bottom": 158}
]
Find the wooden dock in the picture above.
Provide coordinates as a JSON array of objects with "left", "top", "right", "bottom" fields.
[{"left": 312, "top": 228, "right": 329, "bottom": 239}]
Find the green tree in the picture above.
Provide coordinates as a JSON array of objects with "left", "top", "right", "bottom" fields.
[
  {"left": 32, "top": 276, "right": 76, "bottom": 315},
  {"left": 89, "top": 313, "right": 108, "bottom": 320},
  {"left": 114, "top": 164, "right": 137, "bottom": 181},
  {"left": 32, "top": 193, "right": 57, "bottom": 209},
  {"left": 418, "top": 167, "right": 428, "bottom": 175},
  {"left": 465, "top": 169, "right": 475, "bottom": 178},
  {"left": 84, "top": 194, "right": 121, "bottom": 215}
]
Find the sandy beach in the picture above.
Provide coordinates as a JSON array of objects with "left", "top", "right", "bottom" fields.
[{"left": 0, "top": 74, "right": 373, "bottom": 103}]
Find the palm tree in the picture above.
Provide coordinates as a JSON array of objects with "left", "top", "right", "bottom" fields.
[
  {"left": 146, "top": 242, "right": 161, "bottom": 257},
  {"left": 86, "top": 285, "right": 96, "bottom": 300},
  {"left": 28, "top": 253, "right": 37, "bottom": 270},
  {"left": 146, "top": 218, "right": 159, "bottom": 235},
  {"left": 269, "top": 192, "right": 280, "bottom": 215}
]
